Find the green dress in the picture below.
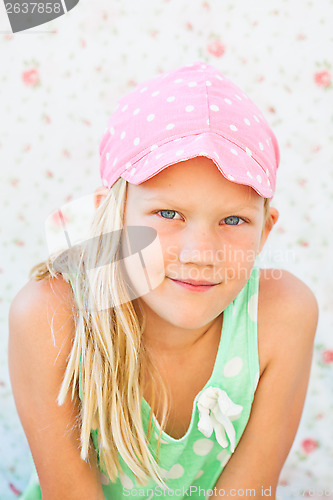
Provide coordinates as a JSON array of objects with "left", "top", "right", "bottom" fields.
[{"left": 19, "top": 266, "right": 261, "bottom": 499}]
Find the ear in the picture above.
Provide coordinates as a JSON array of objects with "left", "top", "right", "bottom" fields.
[
  {"left": 94, "top": 186, "right": 109, "bottom": 210},
  {"left": 257, "top": 207, "right": 279, "bottom": 254}
]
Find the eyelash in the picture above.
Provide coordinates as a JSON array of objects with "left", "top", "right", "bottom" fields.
[{"left": 155, "top": 210, "right": 248, "bottom": 225}]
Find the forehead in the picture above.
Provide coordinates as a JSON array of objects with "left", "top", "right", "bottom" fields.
[{"left": 126, "top": 157, "right": 263, "bottom": 209}]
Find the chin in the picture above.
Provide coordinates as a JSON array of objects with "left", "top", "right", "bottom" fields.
[{"left": 156, "top": 302, "right": 220, "bottom": 329}]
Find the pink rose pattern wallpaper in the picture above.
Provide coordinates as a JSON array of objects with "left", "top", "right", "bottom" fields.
[{"left": 0, "top": 0, "right": 332, "bottom": 499}]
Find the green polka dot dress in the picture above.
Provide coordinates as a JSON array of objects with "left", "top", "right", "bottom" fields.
[{"left": 19, "top": 266, "right": 260, "bottom": 500}]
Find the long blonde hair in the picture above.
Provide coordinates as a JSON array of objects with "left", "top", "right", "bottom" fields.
[{"left": 29, "top": 178, "right": 273, "bottom": 487}]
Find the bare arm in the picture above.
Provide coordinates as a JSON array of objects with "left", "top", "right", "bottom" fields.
[
  {"left": 8, "top": 276, "right": 105, "bottom": 500},
  {"left": 212, "top": 270, "right": 319, "bottom": 499}
]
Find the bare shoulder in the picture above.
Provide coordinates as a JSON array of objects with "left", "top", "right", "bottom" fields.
[
  {"left": 10, "top": 273, "right": 75, "bottom": 322},
  {"left": 214, "top": 269, "right": 319, "bottom": 493},
  {"left": 258, "top": 267, "right": 319, "bottom": 318},
  {"left": 257, "top": 268, "right": 319, "bottom": 372},
  {"left": 9, "top": 274, "right": 75, "bottom": 367},
  {"left": 8, "top": 273, "right": 77, "bottom": 424},
  {"left": 8, "top": 275, "right": 104, "bottom": 498},
  {"left": 8, "top": 275, "right": 76, "bottom": 381}
]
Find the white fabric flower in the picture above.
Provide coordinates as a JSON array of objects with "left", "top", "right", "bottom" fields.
[{"left": 196, "top": 387, "right": 243, "bottom": 453}]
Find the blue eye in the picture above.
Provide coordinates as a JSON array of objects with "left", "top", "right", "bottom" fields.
[
  {"left": 222, "top": 216, "right": 245, "bottom": 225},
  {"left": 156, "top": 211, "right": 246, "bottom": 224},
  {"left": 157, "top": 210, "right": 181, "bottom": 220}
]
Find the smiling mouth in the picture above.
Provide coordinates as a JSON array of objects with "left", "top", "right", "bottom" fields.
[
  {"left": 170, "top": 279, "right": 219, "bottom": 286},
  {"left": 168, "top": 278, "right": 221, "bottom": 290}
]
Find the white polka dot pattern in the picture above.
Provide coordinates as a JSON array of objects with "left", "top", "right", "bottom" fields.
[
  {"left": 223, "top": 356, "right": 243, "bottom": 377},
  {"left": 165, "top": 464, "right": 184, "bottom": 479},
  {"left": 73, "top": 267, "right": 261, "bottom": 497},
  {"left": 254, "top": 371, "right": 260, "bottom": 392},
  {"left": 119, "top": 473, "right": 133, "bottom": 489},
  {"left": 194, "top": 469, "right": 204, "bottom": 480},
  {"left": 100, "top": 472, "right": 110, "bottom": 485},
  {"left": 248, "top": 293, "right": 258, "bottom": 322},
  {"left": 99, "top": 62, "right": 279, "bottom": 199},
  {"left": 216, "top": 449, "right": 232, "bottom": 467},
  {"left": 193, "top": 438, "right": 214, "bottom": 456}
]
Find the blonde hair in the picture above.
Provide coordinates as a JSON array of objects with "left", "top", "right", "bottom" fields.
[
  {"left": 263, "top": 197, "right": 274, "bottom": 235},
  {"left": 29, "top": 180, "right": 273, "bottom": 487}
]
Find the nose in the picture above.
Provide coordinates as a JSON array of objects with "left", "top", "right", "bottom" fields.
[{"left": 178, "top": 224, "right": 221, "bottom": 267}]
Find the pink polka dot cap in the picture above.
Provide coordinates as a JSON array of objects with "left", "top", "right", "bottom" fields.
[{"left": 100, "top": 62, "right": 280, "bottom": 200}]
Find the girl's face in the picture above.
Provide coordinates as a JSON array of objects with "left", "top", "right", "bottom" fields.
[{"left": 122, "top": 157, "right": 267, "bottom": 333}]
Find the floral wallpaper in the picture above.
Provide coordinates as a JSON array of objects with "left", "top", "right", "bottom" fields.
[{"left": 0, "top": 0, "right": 332, "bottom": 499}]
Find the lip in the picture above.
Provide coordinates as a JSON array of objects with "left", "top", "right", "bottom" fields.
[
  {"left": 168, "top": 277, "right": 220, "bottom": 292},
  {"left": 173, "top": 278, "right": 219, "bottom": 286}
]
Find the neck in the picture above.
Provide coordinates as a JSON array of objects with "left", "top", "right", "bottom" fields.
[{"left": 138, "top": 303, "right": 223, "bottom": 358}]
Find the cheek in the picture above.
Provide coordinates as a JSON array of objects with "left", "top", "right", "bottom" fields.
[
  {"left": 233, "top": 246, "right": 257, "bottom": 265},
  {"left": 164, "top": 240, "right": 178, "bottom": 263},
  {"left": 121, "top": 227, "right": 166, "bottom": 299},
  {"left": 222, "top": 230, "right": 261, "bottom": 263},
  {"left": 221, "top": 235, "right": 260, "bottom": 283}
]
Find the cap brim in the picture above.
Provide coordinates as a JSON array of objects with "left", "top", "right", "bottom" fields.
[{"left": 120, "top": 133, "right": 274, "bottom": 199}]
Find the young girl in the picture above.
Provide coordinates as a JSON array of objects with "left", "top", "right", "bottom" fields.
[{"left": 9, "top": 62, "right": 318, "bottom": 500}]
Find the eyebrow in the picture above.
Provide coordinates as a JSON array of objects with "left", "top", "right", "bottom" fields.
[{"left": 142, "top": 197, "right": 261, "bottom": 212}]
